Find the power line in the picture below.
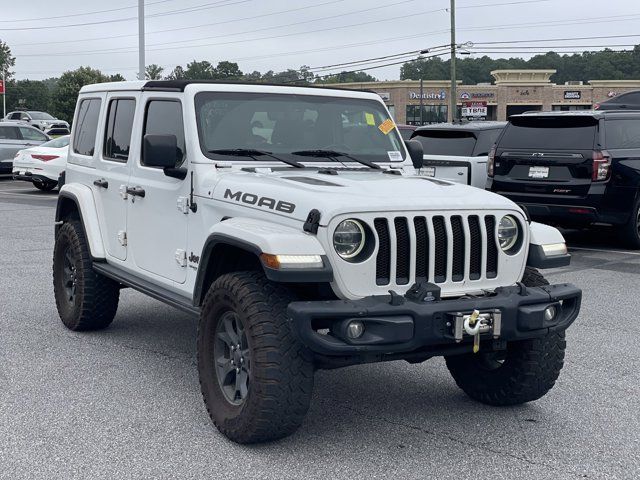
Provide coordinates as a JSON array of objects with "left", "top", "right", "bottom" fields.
[
  {"left": 11, "top": 0, "right": 347, "bottom": 47},
  {"left": 0, "top": 0, "right": 250, "bottom": 31},
  {"left": 0, "top": 0, "right": 176, "bottom": 23},
  {"left": 472, "top": 33, "right": 640, "bottom": 45},
  {"left": 15, "top": 9, "right": 451, "bottom": 57}
]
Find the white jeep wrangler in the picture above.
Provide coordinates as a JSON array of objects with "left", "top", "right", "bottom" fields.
[{"left": 53, "top": 80, "right": 581, "bottom": 444}]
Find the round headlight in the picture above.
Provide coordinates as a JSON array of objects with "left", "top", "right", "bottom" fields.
[
  {"left": 498, "top": 215, "right": 520, "bottom": 252},
  {"left": 334, "top": 219, "right": 365, "bottom": 259}
]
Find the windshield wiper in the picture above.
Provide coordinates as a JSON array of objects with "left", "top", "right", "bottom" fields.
[
  {"left": 291, "top": 150, "right": 381, "bottom": 170},
  {"left": 208, "top": 148, "right": 304, "bottom": 168}
]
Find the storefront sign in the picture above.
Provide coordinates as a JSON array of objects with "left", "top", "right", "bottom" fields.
[
  {"left": 564, "top": 91, "right": 582, "bottom": 100},
  {"left": 409, "top": 90, "right": 446, "bottom": 100},
  {"left": 462, "top": 101, "right": 487, "bottom": 117},
  {"left": 459, "top": 91, "right": 495, "bottom": 99},
  {"left": 377, "top": 92, "right": 391, "bottom": 101}
]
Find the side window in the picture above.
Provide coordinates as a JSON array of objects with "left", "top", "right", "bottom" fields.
[
  {"left": 19, "top": 127, "right": 48, "bottom": 142},
  {"left": 103, "top": 98, "right": 136, "bottom": 162},
  {"left": 622, "top": 92, "right": 640, "bottom": 104},
  {"left": 0, "top": 126, "right": 20, "bottom": 140},
  {"left": 73, "top": 98, "right": 102, "bottom": 156},
  {"left": 9, "top": 112, "right": 22, "bottom": 120},
  {"left": 142, "top": 100, "right": 185, "bottom": 167}
]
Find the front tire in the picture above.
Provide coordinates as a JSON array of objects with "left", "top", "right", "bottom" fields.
[
  {"left": 445, "top": 267, "right": 566, "bottom": 406},
  {"left": 53, "top": 220, "right": 120, "bottom": 330},
  {"left": 197, "top": 272, "right": 314, "bottom": 444}
]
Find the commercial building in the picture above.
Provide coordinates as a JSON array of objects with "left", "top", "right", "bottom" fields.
[{"left": 333, "top": 69, "right": 640, "bottom": 124}]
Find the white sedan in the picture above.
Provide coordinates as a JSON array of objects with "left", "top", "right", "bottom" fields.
[{"left": 12, "top": 135, "right": 69, "bottom": 191}]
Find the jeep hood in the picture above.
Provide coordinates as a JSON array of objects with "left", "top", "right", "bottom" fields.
[{"left": 209, "top": 169, "right": 520, "bottom": 224}]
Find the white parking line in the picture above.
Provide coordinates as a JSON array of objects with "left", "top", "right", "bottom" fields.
[
  {"left": 569, "top": 246, "right": 640, "bottom": 256},
  {"left": 0, "top": 191, "right": 57, "bottom": 199}
]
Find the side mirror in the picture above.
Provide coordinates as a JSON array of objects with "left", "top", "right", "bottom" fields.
[
  {"left": 404, "top": 139, "right": 424, "bottom": 169},
  {"left": 143, "top": 134, "right": 180, "bottom": 168}
]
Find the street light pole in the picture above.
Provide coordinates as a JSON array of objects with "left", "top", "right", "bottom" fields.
[
  {"left": 450, "top": 0, "right": 457, "bottom": 122},
  {"left": 2, "top": 69, "right": 5, "bottom": 119},
  {"left": 138, "top": 0, "right": 145, "bottom": 81}
]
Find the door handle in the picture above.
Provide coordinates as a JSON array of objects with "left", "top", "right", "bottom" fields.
[
  {"left": 126, "top": 186, "right": 146, "bottom": 198},
  {"left": 93, "top": 178, "right": 109, "bottom": 189}
]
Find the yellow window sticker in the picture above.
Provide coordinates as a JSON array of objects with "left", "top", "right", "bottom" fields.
[
  {"left": 378, "top": 118, "right": 395, "bottom": 135},
  {"left": 365, "top": 112, "right": 376, "bottom": 126}
]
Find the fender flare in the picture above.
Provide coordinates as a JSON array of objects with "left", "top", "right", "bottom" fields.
[
  {"left": 56, "top": 185, "right": 106, "bottom": 259},
  {"left": 193, "top": 217, "right": 332, "bottom": 306},
  {"left": 527, "top": 222, "right": 570, "bottom": 269}
]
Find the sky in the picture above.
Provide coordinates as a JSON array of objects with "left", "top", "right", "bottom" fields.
[{"left": 1, "top": 0, "right": 639, "bottom": 81}]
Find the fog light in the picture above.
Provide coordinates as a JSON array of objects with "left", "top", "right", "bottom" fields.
[
  {"left": 544, "top": 305, "right": 557, "bottom": 322},
  {"left": 346, "top": 320, "right": 365, "bottom": 339}
]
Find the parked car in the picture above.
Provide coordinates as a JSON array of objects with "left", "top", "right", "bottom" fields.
[
  {"left": 410, "top": 121, "right": 506, "bottom": 188},
  {"left": 397, "top": 124, "right": 417, "bottom": 140},
  {"left": 3, "top": 110, "right": 70, "bottom": 135},
  {"left": 12, "top": 135, "right": 69, "bottom": 191},
  {"left": 594, "top": 90, "right": 640, "bottom": 111},
  {"left": 487, "top": 110, "right": 640, "bottom": 247},
  {"left": 0, "top": 122, "right": 51, "bottom": 174}
]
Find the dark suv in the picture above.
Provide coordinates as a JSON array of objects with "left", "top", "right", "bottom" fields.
[
  {"left": 487, "top": 111, "right": 640, "bottom": 247},
  {"left": 594, "top": 90, "right": 640, "bottom": 111}
]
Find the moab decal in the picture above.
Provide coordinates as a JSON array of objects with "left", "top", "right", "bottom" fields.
[{"left": 224, "top": 189, "right": 296, "bottom": 214}]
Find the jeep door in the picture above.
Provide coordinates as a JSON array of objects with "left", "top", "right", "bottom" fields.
[
  {"left": 89, "top": 95, "right": 134, "bottom": 261},
  {"left": 126, "top": 96, "right": 189, "bottom": 284}
]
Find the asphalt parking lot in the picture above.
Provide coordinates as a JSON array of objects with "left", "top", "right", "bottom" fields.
[{"left": 0, "top": 177, "right": 638, "bottom": 480}]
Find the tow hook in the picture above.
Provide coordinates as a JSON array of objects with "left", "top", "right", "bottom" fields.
[{"left": 452, "top": 309, "right": 502, "bottom": 353}]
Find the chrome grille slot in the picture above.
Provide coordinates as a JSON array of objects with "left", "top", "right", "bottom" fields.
[{"left": 373, "top": 214, "right": 499, "bottom": 287}]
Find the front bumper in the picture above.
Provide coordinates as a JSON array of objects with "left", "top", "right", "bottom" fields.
[{"left": 288, "top": 283, "right": 581, "bottom": 356}]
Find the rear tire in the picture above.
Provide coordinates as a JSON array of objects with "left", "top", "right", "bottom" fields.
[
  {"left": 618, "top": 198, "right": 640, "bottom": 249},
  {"left": 34, "top": 181, "right": 56, "bottom": 192},
  {"left": 197, "top": 272, "right": 314, "bottom": 444},
  {"left": 53, "top": 220, "right": 120, "bottom": 330},
  {"left": 445, "top": 267, "right": 566, "bottom": 406}
]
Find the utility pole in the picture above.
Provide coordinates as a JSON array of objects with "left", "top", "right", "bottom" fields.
[
  {"left": 450, "top": 0, "right": 457, "bottom": 122},
  {"left": 138, "top": 0, "right": 145, "bottom": 81},
  {"left": 2, "top": 69, "right": 5, "bottom": 118},
  {"left": 419, "top": 78, "right": 424, "bottom": 125}
]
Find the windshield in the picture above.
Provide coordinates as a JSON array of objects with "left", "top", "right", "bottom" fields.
[
  {"left": 41, "top": 135, "right": 70, "bottom": 148},
  {"left": 195, "top": 92, "right": 405, "bottom": 163},
  {"left": 28, "top": 112, "right": 55, "bottom": 120}
]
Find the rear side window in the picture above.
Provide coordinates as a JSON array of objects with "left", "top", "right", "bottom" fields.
[
  {"left": 616, "top": 92, "right": 640, "bottom": 104},
  {"left": 19, "top": 127, "right": 47, "bottom": 141},
  {"left": 142, "top": 100, "right": 185, "bottom": 167},
  {"left": 473, "top": 128, "right": 504, "bottom": 156},
  {"left": 9, "top": 112, "right": 22, "bottom": 120},
  {"left": 605, "top": 119, "right": 640, "bottom": 149},
  {"left": 73, "top": 98, "right": 102, "bottom": 156},
  {"left": 0, "top": 126, "right": 20, "bottom": 140},
  {"left": 412, "top": 131, "right": 476, "bottom": 156},
  {"left": 500, "top": 117, "right": 597, "bottom": 150},
  {"left": 103, "top": 99, "right": 136, "bottom": 162}
]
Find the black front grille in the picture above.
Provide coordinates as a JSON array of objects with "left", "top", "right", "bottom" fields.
[
  {"left": 373, "top": 214, "right": 499, "bottom": 286},
  {"left": 394, "top": 217, "right": 410, "bottom": 285},
  {"left": 433, "top": 216, "right": 447, "bottom": 283},
  {"left": 374, "top": 218, "right": 390, "bottom": 285}
]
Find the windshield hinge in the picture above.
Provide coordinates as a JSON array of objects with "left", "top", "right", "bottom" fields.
[{"left": 303, "top": 209, "right": 321, "bottom": 234}]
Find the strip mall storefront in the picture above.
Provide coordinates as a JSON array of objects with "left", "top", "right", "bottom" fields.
[{"left": 334, "top": 70, "right": 640, "bottom": 124}]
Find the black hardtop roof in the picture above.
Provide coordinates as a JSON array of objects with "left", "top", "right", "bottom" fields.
[
  {"left": 414, "top": 121, "right": 507, "bottom": 133},
  {"left": 142, "top": 79, "right": 376, "bottom": 94}
]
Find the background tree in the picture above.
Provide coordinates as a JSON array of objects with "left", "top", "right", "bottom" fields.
[
  {"left": 166, "top": 65, "right": 185, "bottom": 80},
  {"left": 145, "top": 64, "right": 164, "bottom": 80},
  {"left": 212, "top": 61, "right": 242, "bottom": 80},
  {"left": 51, "top": 66, "right": 110, "bottom": 122},
  {"left": 320, "top": 70, "right": 378, "bottom": 84},
  {"left": 0, "top": 39, "right": 15, "bottom": 80},
  {"left": 4, "top": 79, "right": 51, "bottom": 112},
  {"left": 109, "top": 73, "right": 126, "bottom": 82},
  {"left": 184, "top": 60, "right": 215, "bottom": 79}
]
